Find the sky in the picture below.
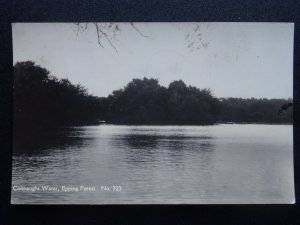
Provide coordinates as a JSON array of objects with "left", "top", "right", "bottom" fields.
[{"left": 12, "top": 22, "right": 294, "bottom": 99}]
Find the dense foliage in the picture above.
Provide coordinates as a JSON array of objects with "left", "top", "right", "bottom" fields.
[
  {"left": 14, "top": 61, "right": 293, "bottom": 128},
  {"left": 219, "top": 97, "right": 292, "bottom": 124},
  {"left": 106, "top": 78, "right": 220, "bottom": 124},
  {"left": 14, "top": 61, "right": 105, "bottom": 128}
]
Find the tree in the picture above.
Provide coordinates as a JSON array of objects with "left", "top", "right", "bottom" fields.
[
  {"left": 14, "top": 62, "right": 293, "bottom": 127},
  {"left": 106, "top": 78, "right": 221, "bottom": 125},
  {"left": 14, "top": 61, "right": 105, "bottom": 130}
]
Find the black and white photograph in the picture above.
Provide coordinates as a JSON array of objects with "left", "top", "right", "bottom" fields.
[{"left": 11, "top": 22, "right": 294, "bottom": 204}]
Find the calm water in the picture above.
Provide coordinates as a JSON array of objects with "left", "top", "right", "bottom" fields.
[{"left": 12, "top": 124, "right": 294, "bottom": 204}]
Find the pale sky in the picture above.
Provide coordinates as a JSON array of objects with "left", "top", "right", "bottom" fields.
[{"left": 12, "top": 22, "right": 294, "bottom": 99}]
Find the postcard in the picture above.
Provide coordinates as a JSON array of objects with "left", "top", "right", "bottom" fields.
[{"left": 12, "top": 22, "right": 294, "bottom": 204}]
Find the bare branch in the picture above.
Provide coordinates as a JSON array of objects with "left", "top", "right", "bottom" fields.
[
  {"left": 130, "top": 23, "right": 149, "bottom": 38},
  {"left": 96, "top": 23, "right": 118, "bottom": 53},
  {"left": 95, "top": 23, "right": 104, "bottom": 48},
  {"left": 74, "top": 23, "right": 147, "bottom": 52},
  {"left": 75, "top": 23, "right": 80, "bottom": 36},
  {"left": 81, "top": 23, "right": 88, "bottom": 31}
]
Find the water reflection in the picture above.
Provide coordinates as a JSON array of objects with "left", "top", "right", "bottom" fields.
[
  {"left": 112, "top": 131, "right": 215, "bottom": 168},
  {"left": 13, "top": 127, "right": 95, "bottom": 156},
  {"left": 112, "top": 134, "right": 159, "bottom": 165},
  {"left": 11, "top": 125, "right": 294, "bottom": 204},
  {"left": 114, "top": 133, "right": 214, "bottom": 152},
  {"left": 116, "top": 134, "right": 160, "bottom": 149}
]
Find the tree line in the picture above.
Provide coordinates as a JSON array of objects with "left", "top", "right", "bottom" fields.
[
  {"left": 14, "top": 61, "right": 292, "bottom": 129},
  {"left": 14, "top": 61, "right": 105, "bottom": 129}
]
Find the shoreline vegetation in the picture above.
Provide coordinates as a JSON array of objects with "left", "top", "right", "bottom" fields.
[{"left": 14, "top": 61, "right": 293, "bottom": 130}]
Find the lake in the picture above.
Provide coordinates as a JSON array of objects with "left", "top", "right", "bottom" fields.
[{"left": 11, "top": 124, "right": 294, "bottom": 204}]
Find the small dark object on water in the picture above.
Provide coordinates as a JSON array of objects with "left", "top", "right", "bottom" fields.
[{"left": 277, "top": 102, "right": 293, "bottom": 115}]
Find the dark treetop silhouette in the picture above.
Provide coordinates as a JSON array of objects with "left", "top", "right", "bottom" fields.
[{"left": 14, "top": 61, "right": 293, "bottom": 129}]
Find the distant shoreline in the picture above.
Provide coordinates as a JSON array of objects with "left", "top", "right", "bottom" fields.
[{"left": 14, "top": 62, "right": 293, "bottom": 129}]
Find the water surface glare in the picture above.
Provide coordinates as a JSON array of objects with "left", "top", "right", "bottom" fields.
[{"left": 12, "top": 124, "right": 294, "bottom": 204}]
